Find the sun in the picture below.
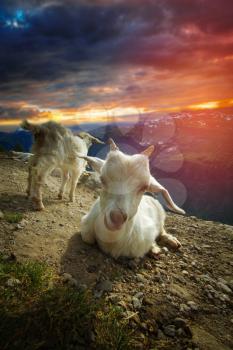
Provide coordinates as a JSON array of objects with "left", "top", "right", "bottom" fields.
[{"left": 189, "top": 101, "right": 219, "bottom": 110}]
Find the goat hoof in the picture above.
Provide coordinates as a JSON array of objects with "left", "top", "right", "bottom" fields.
[
  {"left": 148, "top": 245, "right": 162, "bottom": 259},
  {"left": 163, "top": 234, "right": 181, "bottom": 250},
  {"left": 69, "top": 198, "right": 75, "bottom": 203},
  {"left": 36, "top": 206, "right": 45, "bottom": 211},
  {"left": 58, "top": 193, "right": 63, "bottom": 200}
]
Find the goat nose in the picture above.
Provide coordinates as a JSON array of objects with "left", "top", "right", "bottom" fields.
[{"left": 110, "top": 210, "right": 127, "bottom": 226}]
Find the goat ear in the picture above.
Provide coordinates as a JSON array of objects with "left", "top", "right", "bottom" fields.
[
  {"left": 77, "top": 155, "right": 105, "bottom": 173},
  {"left": 21, "top": 120, "right": 41, "bottom": 134},
  {"left": 148, "top": 176, "right": 185, "bottom": 215},
  {"left": 141, "top": 145, "right": 155, "bottom": 158},
  {"left": 108, "top": 138, "right": 119, "bottom": 151}
]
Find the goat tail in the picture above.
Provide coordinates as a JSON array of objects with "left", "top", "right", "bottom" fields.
[{"left": 21, "top": 120, "right": 41, "bottom": 134}]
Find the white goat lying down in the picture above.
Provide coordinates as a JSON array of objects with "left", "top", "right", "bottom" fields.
[
  {"left": 21, "top": 120, "right": 103, "bottom": 210},
  {"left": 80, "top": 139, "right": 185, "bottom": 259}
]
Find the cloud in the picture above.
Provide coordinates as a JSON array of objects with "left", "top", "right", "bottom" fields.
[
  {"left": 0, "top": 0, "right": 232, "bottom": 124},
  {"left": 0, "top": 104, "right": 54, "bottom": 123}
]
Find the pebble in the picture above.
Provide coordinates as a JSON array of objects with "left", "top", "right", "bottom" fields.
[
  {"left": 163, "top": 325, "right": 176, "bottom": 337},
  {"left": 136, "top": 274, "right": 146, "bottom": 283},
  {"left": 227, "top": 280, "right": 233, "bottom": 290},
  {"left": 96, "top": 279, "right": 113, "bottom": 292},
  {"left": 134, "top": 292, "right": 144, "bottom": 299},
  {"left": 127, "top": 259, "right": 139, "bottom": 270},
  {"left": 180, "top": 303, "right": 190, "bottom": 313},
  {"left": 87, "top": 264, "right": 97, "bottom": 273},
  {"left": 157, "top": 329, "right": 166, "bottom": 340},
  {"left": 187, "top": 301, "right": 198, "bottom": 311},
  {"left": 0, "top": 210, "right": 4, "bottom": 219},
  {"left": 6, "top": 278, "right": 21, "bottom": 287},
  {"left": 182, "top": 270, "right": 189, "bottom": 276},
  {"left": 144, "top": 297, "right": 154, "bottom": 305},
  {"left": 174, "top": 317, "right": 188, "bottom": 328},
  {"left": 217, "top": 282, "right": 232, "bottom": 294},
  {"left": 132, "top": 296, "right": 142, "bottom": 309},
  {"left": 62, "top": 273, "right": 79, "bottom": 287},
  {"left": 219, "top": 294, "right": 230, "bottom": 302}
]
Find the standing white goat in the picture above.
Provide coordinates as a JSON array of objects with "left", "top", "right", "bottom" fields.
[
  {"left": 80, "top": 139, "right": 185, "bottom": 259},
  {"left": 21, "top": 120, "right": 103, "bottom": 210}
]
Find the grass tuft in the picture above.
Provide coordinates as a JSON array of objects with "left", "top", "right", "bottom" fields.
[
  {"left": 94, "top": 305, "right": 133, "bottom": 350},
  {"left": 3, "top": 211, "right": 23, "bottom": 223},
  {"left": 0, "top": 255, "right": 135, "bottom": 350}
]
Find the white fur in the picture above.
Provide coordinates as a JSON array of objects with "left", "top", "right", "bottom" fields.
[
  {"left": 21, "top": 120, "right": 103, "bottom": 210},
  {"left": 80, "top": 143, "right": 184, "bottom": 259}
]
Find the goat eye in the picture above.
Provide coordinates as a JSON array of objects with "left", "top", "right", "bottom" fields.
[{"left": 139, "top": 185, "right": 148, "bottom": 193}]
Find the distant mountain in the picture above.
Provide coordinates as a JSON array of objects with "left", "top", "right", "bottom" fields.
[
  {"left": 0, "top": 111, "right": 232, "bottom": 224},
  {"left": 0, "top": 129, "right": 32, "bottom": 152}
]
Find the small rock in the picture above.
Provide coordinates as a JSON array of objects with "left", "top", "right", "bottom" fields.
[
  {"left": 227, "top": 280, "right": 233, "bottom": 290},
  {"left": 16, "top": 223, "right": 24, "bottom": 230},
  {"left": 20, "top": 219, "right": 28, "bottom": 226},
  {"left": 0, "top": 210, "right": 4, "bottom": 219},
  {"left": 217, "top": 282, "right": 232, "bottom": 294},
  {"left": 136, "top": 274, "right": 146, "bottom": 283},
  {"left": 218, "top": 277, "right": 227, "bottom": 284},
  {"left": 144, "top": 297, "right": 154, "bottom": 305},
  {"left": 79, "top": 283, "right": 87, "bottom": 292},
  {"left": 6, "top": 278, "right": 21, "bottom": 287},
  {"left": 134, "top": 292, "right": 144, "bottom": 299},
  {"left": 87, "top": 265, "right": 97, "bottom": 273},
  {"left": 140, "top": 322, "right": 147, "bottom": 330},
  {"left": 162, "top": 247, "right": 169, "bottom": 254},
  {"left": 219, "top": 293, "right": 230, "bottom": 302},
  {"left": 187, "top": 301, "right": 198, "bottom": 311},
  {"left": 157, "top": 329, "right": 166, "bottom": 340},
  {"left": 144, "top": 261, "right": 153, "bottom": 270},
  {"left": 62, "top": 273, "right": 79, "bottom": 287},
  {"left": 180, "top": 303, "right": 190, "bottom": 313},
  {"left": 96, "top": 279, "right": 113, "bottom": 292},
  {"left": 182, "top": 270, "right": 189, "bottom": 276},
  {"left": 132, "top": 296, "right": 142, "bottom": 309},
  {"left": 174, "top": 317, "right": 188, "bottom": 328},
  {"left": 163, "top": 325, "right": 176, "bottom": 337},
  {"left": 127, "top": 259, "right": 139, "bottom": 270}
]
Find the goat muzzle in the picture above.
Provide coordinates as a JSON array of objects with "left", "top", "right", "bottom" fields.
[{"left": 104, "top": 209, "right": 127, "bottom": 231}]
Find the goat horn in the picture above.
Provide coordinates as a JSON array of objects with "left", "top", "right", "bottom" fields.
[
  {"left": 108, "top": 138, "right": 119, "bottom": 151},
  {"left": 141, "top": 145, "right": 155, "bottom": 157}
]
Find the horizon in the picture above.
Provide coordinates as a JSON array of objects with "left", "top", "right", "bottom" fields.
[{"left": 1, "top": 105, "right": 233, "bottom": 132}]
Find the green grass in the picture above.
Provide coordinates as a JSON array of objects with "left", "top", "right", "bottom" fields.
[
  {"left": 0, "top": 255, "right": 134, "bottom": 350},
  {"left": 94, "top": 306, "right": 133, "bottom": 350},
  {"left": 3, "top": 211, "right": 23, "bottom": 223}
]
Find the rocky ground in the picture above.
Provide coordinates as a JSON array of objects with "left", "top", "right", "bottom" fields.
[{"left": 0, "top": 155, "right": 233, "bottom": 350}]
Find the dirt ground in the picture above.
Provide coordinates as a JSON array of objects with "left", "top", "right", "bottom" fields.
[{"left": 0, "top": 156, "right": 233, "bottom": 350}]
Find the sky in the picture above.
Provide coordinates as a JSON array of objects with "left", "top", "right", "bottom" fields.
[{"left": 0, "top": 0, "right": 233, "bottom": 128}]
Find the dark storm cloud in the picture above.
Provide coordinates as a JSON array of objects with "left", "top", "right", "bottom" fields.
[
  {"left": 0, "top": 105, "right": 49, "bottom": 121},
  {"left": 1, "top": 0, "right": 232, "bottom": 80}
]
